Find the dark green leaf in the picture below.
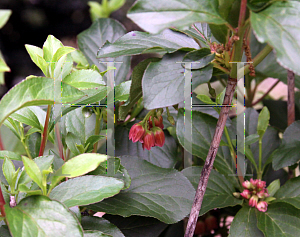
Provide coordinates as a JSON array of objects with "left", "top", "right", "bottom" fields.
[
  {"left": 77, "top": 18, "right": 130, "bottom": 86},
  {"left": 182, "top": 166, "right": 242, "bottom": 215},
  {"left": 28, "top": 132, "right": 41, "bottom": 158},
  {"left": 142, "top": 52, "right": 213, "bottom": 109},
  {"left": 81, "top": 216, "right": 125, "bottom": 237},
  {"left": 49, "top": 175, "right": 124, "bottom": 207},
  {"left": 251, "top": 1, "right": 300, "bottom": 75},
  {"left": 266, "top": 179, "right": 280, "bottom": 197},
  {"left": 5, "top": 195, "right": 83, "bottom": 237},
  {"left": 88, "top": 156, "right": 195, "bottom": 224},
  {"left": 272, "top": 121, "right": 300, "bottom": 170},
  {"left": 256, "top": 203, "right": 300, "bottom": 236},
  {"left": 209, "top": 24, "right": 228, "bottom": 44},
  {"left": 182, "top": 48, "right": 215, "bottom": 69},
  {"left": 84, "top": 230, "right": 112, "bottom": 237},
  {"left": 104, "top": 215, "right": 167, "bottom": 237},
  {"left": 115, "top": 81, "right": 131, "bottom": 102},
  {"left": 177, "top": 109, "right": 239, "bottom": 187},
  {"left": 0, "top": 225, "right": 11, "bottom": 237},
  {"left": 97, "top": 29, "right": 199, "bottom": 58},
  {"left": 273, "top": 176, "right": 300, "bottom": 209},
  {"left": 127, "top": 0, "right": 227, "bottom": 34},
  {"left": 228, "top": 206, "right": 263, "bottom": 237},
  {"left": 257, "top": 107, "right": 270, "bottom": 137}
]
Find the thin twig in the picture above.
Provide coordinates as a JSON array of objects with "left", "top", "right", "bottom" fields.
[
  {"left": 184, "top": 77, "right": 237, "bottom": 237},
  {"left": 251, "top": 79, "right": 280, "bottom": 106},
  {"left": 55, "top": 123, "right": 64, "bottom": 161}
]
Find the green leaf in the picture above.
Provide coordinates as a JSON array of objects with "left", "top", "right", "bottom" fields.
[
  {"left": 273, "top": 176, "right": 300, "bottom": 209},
  {"left": 0, "top": 77, "right": 86, "bottom": 128},
  {"left": 127, "top": 0, "right": 227, "bottom": 34},
  {"left": 18, "top": 155, "right": 54, "bottom": 186},
  {"left": 81, "top": 216, "right": 124, "bottom": 237},
  {"left": 27, "top": 132, "right": 41, "bottom": 158},
  {"left": 5, "top": 195, "right": 83, "bottom": 237},
  {"left": 63, "top": 69, "right": 105, "bottom": 90},
  {"left": 10, "top": 106, "right": 46, "bottom": 131},
  {"left": 196, "top": 94, "right": 216, "bottom": 105},
  {"left": 25, "top": 45, "right": 48, "bottom": 76},
  {"left": 113, "top": 125, "right": 178, "bottom": 169},
  {"left": 143, "top": 52, "right": 213, "bottom": 109},
  {"left": 50, "top": 153, "right": 107, "bottom": 188},
  {"left": 228, "top": 206, "right": 264, "bottom": 237},
  {"left": 119, "top": 58, "right": 160, "bottom": 120},
  {"left": 272, "top": 121, "right": 300, "bottom": 170},
  {"left": 88, "top": 1, "right": 107, "bottom": 20},
  {"left": 84, "top": 230, "right": 112, "bottom": 237},
  {"left": 182, "top": 166, "right": 242, "bottom": 215},
  {"left": 245, "top": 134, "right": 260, "bottom": 146},
  {"left": 89, "top": 158, "right": 131, "bottom": 190},
  {"left": 256, "top": 203, "right": 300, "bottom": 236},
  {"left": 0, "top": 151, "right": 22, "bottom": 161},
  {"left": 52, "top": 46, "right": 76, "bottom": 62},
  {"left": 42, "top": 35, "right": 63, "bottom": 62},
  {"left": 0, "top": 225, "right": 11, "bottom": 237},
  {"left": 267, "top": 179, "right": 280, "bottom": 197},
  {"left": 2, "top": 157, "right": 15, "bottom": 186},
  {"left": 103, "top": 215, "right": 167, "bottom": 237},
  {"left": 77, "top": 18, "right": 130, "bottom": 86},
  {"left": 71, "top": 50, "right": 89, "bottom": 66},
  {"left": 209, "top": 24, "right": 228, "bottom": 44},
  {"left": 49, "top": 175, "right": 124, "bottom": 207},
  {"left": 176, "top": 109, "right": 239, "bottom": 187},
  {"left": 0, "top": 10, "right": 12, "bottom": 29},
  {"left": 0, "top": 51, "right": 10, "bottom": 73},
  {"left": 66, "top": 133, "right": 84, "bottom": 156},
  {"left": 22, "top": 156, "right": 43, "bottom": 191},
  {"left": 84, "top": 135, "right": 105, "bottom": 153},
  {"left": 182, "top": 48, "right": 215, "bottom": 69},
  {"left": 65, "top": 107, "right": 97, "bottom": 145},
  {"left": 97, "top": 29, "right": 199, "bottom": 58},
  {"left": 108, "top": 0, "right": 126, "bottom": 12},
  {"left": 251, "top": 1, "right": 300, "bottom": 76},
  {"left": 88, "top": 156, "right": 195, "bottom": 224},
  {"left": 257, "top": 107, "right": 270, "bottom": 137},
  {"left": 115, "top": 81, "right": 131, "bottom": 102}
]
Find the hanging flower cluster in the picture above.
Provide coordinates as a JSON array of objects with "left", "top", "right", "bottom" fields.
[
  {"left": 240, "top": 178, "right": 269, "bottom": 212},
  {"left": 129, "top": 111, "right": 165, "bottom": 150}
]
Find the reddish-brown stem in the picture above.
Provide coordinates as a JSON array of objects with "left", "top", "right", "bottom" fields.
[
  {"left": 0, "top": 133, "right": 4, "bottom": 150},
  {"left": 238, "top": 0, "right": 248, "bottom": 31},
  {"left": 287, "top": 70, "right": 295, "bottom": 126},
  {"left": 184, "top": 77, "right": 237, "bottom": 237},
  {"left": 55, "top": 123, "right": 65, "bottom": 161},
  {"left": 251, "top": 79, "right": 280, "bottom": 106},
  {"left": 0, "top": 187, "right": 6, "bottom": 216},
  {"left": 39, "top": 105, "right": 51, "bottom": 156}
]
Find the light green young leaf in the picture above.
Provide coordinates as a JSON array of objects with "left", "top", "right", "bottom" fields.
[
  {"left": 0, "top": 77, "right": 86, "bottom": 128},
  {"left": 257, "top": 107, "right": 270, "bottom": 137},
  {"left": 42, "top": 35, "right": 63, "bottom": 62},
  {"left": 52, "top": 46, "right": 76, "bottom": 62},
  {"left": 266, "top": 179, "right": 280, "bottom": 197},
  {"left": 0, "top": 151, "right": 22, "bottom": 161},
  {"left": 88, "top": 1, "right": 107, "bottom": 20},
  {"left": 5, "top": 195, "right": 84, "bottom": 237},
  {"left": 127, "top": 0, "right": 226, "bottom": 34},
  {"left": 63, "top": 69, "right": 105, "bottom": 90},
  {"left": 49, "top": 175, "right": 124, "bottom": 207},
  {"left": 22, "top": 156, "right": 43, "bottom": 191},
  {"left": 71, "top": 50, "right": 89, "bottom": 66},
  {"left": 251, "top": 1, "right": 300, "bottom": 76},
  {"left": 3, "top": 157, "right": 15, "bottom": 186},
  {"left": 0, "top": 52, "right": 10, "bottom": 73},
  {"left": 196, "top": 94, "right": 216, "bottom": 105},
  {"left": 108, "top": 0, "right": 125, "bottom": 12},
  {"left": 50, "top": 153, "right": 107, "bottom": 188},
  {"left": 0, "top": 10, "right": 12, "bottom": 29}
]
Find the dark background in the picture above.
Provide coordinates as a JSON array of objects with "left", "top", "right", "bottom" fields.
[{"left": 0, "top": 0, "right": 141, "bottom": 97}]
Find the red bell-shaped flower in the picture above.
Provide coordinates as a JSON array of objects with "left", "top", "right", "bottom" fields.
[
  {"left": 148, "top": 116, "right": 164, "bottom": 129},
  {"left": 152, "top": 127, "right": 165, "bottom": 147},
  {"left": 142, "top": 130, "right": 155, "bottom": 150},
  {"left": 129, "top": 122, "right": 145, "bottom": 143}
]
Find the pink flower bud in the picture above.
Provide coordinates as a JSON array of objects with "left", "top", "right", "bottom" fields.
[
  {"left": 250, "top": 178, "right": 258, "bottom": 187},
  {"left": 249, "top": 195, "right": 258, "bottom": 207},
  {"left": 256, "top": 201, "right": 268, "bottom": 212},
  {"left": 129, "top": 123, "right": 145, "bottom": 143},
  {"left": 240, "top": 189, "right": 251, "bottom": 199},
  {"left": 257, "top": 189, "right": 269, "bottom": 198},
  {"left": 142, "top": 130, "right": 155, "bottom": 150},
  {"left": 242, "top": 180, "right": 252, "bottom": 189},
  {"left": 152, "top": 127, "right": 165, "bottom": 147},
  {"left": 149, "top": 116, "right": 164, "bottom": 129},
  {"left": 256, "top": 180, "right": 266, "bottom": 191}
]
